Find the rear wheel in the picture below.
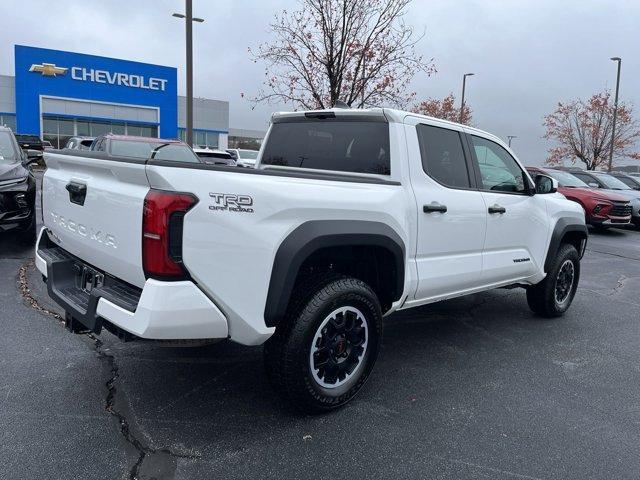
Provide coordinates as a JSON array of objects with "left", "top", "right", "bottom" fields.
[
  {"left": 264, "top": 276, "right": 382, "bottom": 413},
  {"left": 527, "top": 243, "right": 580, "bottom": 317}
]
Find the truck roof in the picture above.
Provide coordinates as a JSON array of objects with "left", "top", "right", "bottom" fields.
[{"left": 271, "top": 107, "right": 508, "bottom": 149}]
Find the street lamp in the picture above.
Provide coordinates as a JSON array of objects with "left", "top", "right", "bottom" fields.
[
  {"left": 607, "top": 57, "right": 622, "bottom": 172},
  {"left": 507, "top": 135, "right": 517, "bottom": 147},
  {"left": 460, "top": 73, "right": 474, "bottom": 124},
  {"left": 173, "top": 1, "right": 205, "bottom": 147}
]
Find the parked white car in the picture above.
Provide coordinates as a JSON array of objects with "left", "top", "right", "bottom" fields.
[
  {"left": 36, "top": 107, "right": 586, "bottom": 412},
  {"left": 192, "top": 148, "right": 236, "bottom": 166},
  {"left": 227, "top": 148, "right": 259, "bottom": 168}
]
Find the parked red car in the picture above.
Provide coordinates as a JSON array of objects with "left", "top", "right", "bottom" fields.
[{"left": 527, "top": 166, "right": 632, "bottom": 229}]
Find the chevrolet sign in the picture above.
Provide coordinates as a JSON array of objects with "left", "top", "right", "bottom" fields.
[
  {"left": 29, "top": 63, "right": 167, "bottom": 91},
  {"left": 70, "top": 67, "right": 168, "bottom": 91}
]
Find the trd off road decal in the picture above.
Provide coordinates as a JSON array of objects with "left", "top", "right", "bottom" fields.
[{"left": 209, "top": 193, "right": 254, "bottom": 213}]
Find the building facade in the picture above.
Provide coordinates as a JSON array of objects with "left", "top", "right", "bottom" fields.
[{"left": 0, "top": 45, "right": 249, "bottom": 149}]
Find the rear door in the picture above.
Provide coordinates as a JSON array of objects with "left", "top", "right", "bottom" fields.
[
  {"left": 405, "top": 119, "right": 487, "bottom": 301},
  {"left": 42, "top": 152, "right": 150, "bottom": 288},
  {"left": 466, "top": 133, "right": 548, "bottom": 284}
]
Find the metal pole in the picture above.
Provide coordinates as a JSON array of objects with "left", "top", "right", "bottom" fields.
[
  {"left": 507, "top": 135, "right": 517, "bottom": 147},
  {"left": 185, "top": 0, "right": 194, "bottom": 147},
  {"left": 608, "top": 57, "right": 621, "bottom": 172},
  {"left": 460, "top": 73, "right": 473, "bottom": 124},
  {"left": 460, "top": 76, "right": 467, "bottom": 124}
]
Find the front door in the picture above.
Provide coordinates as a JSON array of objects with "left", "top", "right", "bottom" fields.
[
  {"left": 406, "top": 121, "right": 487, "bottom": 302},
  {"left": 466, "top": 133, "right": 549, "bottom": 285}
]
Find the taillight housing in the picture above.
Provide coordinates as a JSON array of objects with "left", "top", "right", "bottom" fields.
[{"left": 142, "top": 189, "right": 198, "bottom": 280}]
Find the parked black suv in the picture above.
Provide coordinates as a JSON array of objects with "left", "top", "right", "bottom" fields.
[
  {"left": 14, "top": 134, "right": 44, "bottom": 152},
  {"left": 0, "top": 127, "right": 40, "bottom": 244}
]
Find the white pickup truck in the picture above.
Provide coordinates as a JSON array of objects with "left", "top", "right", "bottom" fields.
[{"left": 36, "top": 108, "right": 587, "bottom": 412}]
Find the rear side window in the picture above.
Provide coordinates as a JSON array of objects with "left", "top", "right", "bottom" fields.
[
  {"left": 261, "top": 121, "right": 390, "bottom": 175},
  {"left": 416, "top": 124, "right": 471, "bottom": 189}
]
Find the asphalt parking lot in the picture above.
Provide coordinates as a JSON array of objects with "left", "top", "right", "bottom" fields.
[{"left": 1, "top": 180, "right": 639, "bottom": 479}]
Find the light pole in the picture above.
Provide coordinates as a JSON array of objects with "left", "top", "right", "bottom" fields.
[
  {"left": 173, "top": 1, "right": 204, "bottom": 147},
  {"left": 607, "top": 57, "right": 622, "bottom": 172},
  {"left": 507, "top": 135, "right": 517, "bottom": 147},
  {"left": 460, "top": 73, "right": 474, "bottom": 124}
]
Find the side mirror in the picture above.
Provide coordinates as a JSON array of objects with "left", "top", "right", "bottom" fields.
[
  {"left": 588, "top": 182, "right": 599, "bottom": 188},
  {"left": 535, "top": 174, "right": 558, "bottom": 194},
  {"left": 23, "top": 149, "right": 43, "bottom": 166}
]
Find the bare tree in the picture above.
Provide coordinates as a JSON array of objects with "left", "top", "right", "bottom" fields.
[
  {"left": 250, "top": 0, "right": 435, "bottom": 109},
  {"left": 412, "top": 93, "right": 472, "bottom": 125},
  {"left": 543, "top": 91, "right": 640, "bottom": 170}
]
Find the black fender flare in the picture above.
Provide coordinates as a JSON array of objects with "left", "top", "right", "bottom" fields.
[
  {"left": 264, "top": 220, "right": 406, "bottom": 327},
  {"left": 544, "top": 218, "right": 588, "bottom": 272}
]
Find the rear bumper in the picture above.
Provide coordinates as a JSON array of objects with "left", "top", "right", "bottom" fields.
[{"left": 35, "top": 228, "right": 228, "bottom": 340}]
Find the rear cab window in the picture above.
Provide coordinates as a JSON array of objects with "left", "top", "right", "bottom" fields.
[{"left": 261, "top": 118, "right": 391, "bottom": 175}]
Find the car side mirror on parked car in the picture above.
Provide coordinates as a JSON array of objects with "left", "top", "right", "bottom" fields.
[
  {"left": 23, "top": 149, "right": 43, "bottom": 166},
  {"left": 588, "top": 182, "right": 599, "bottom": 188},
  {"left": 534, "top": 174, "right": 558, "bottom": 194}
]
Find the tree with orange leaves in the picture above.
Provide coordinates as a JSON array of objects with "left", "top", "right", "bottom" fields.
[
  {"left": 250, "top": 0, "right": 435, "bottom": 110},
  {"left": 412, "top": 93, "right": 472, "bottom": 125},
  {"left": 543, "top": 91, "right": 640, "bottom": 170}
]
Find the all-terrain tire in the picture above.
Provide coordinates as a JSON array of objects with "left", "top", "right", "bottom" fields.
[
  {"left": 264, "top": 276, "right": 383, "bottom": 414},
  {"left": 527, "top": 243, "right": 580, "bottom": 317}
]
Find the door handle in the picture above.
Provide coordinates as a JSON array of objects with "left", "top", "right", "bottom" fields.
[
  {"left": 488, "top": 204, "right": 506, "bottom": 214},
  {"left": 66, "top": 182, "right": 87, "bottom": 206},
  {"left": 423, "top": 203, "right": 447, "bottom": 213}
]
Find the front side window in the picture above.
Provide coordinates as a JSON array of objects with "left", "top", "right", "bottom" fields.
[
  {"left": 262, "top": 121, "right": 390, "bottom": 175},
  {"left": 471, "top": 136, "right": 528, "bottom": 193},
  {"left": 416, "top": 124, "right": 470, "bottom": 189}
]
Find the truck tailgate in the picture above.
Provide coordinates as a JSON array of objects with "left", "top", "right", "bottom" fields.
[{"left": 42, "top": 153, "right": 149, "bottom": 288}]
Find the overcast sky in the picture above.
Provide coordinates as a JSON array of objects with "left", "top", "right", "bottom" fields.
[{"left": 0, "top": 0, "right": 637, "bottom": 165}]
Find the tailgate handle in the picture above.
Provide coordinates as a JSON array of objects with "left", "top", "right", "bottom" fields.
[{"left": 66, "top": 182, "right": 87, "bottom": 206}]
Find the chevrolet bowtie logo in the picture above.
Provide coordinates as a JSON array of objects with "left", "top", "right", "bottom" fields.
[{"left": 29, "top": 63, "right": 68, "bottom": 77}]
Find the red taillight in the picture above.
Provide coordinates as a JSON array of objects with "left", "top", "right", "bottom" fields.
[{"left": 142, "top": 189, "right": 198, "bottom": 280}]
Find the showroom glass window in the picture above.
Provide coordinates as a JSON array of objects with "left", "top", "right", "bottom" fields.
[
  {"left": 0, "top": 114, "right": 17, "bottom": 132},
  {"left": 471, "top": 135, "right": 528, "bottom": 193},
  {"left": 416, "top": 124, "right": 471, "bottom": 189}
]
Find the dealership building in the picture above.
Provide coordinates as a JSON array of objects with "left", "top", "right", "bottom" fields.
[{"left": 0, "top": 45, "right": 264, "bottom": 149}]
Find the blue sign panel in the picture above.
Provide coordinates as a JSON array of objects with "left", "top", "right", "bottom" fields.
[{"left": 15, "top": 45, "right": 178, "bottom": 138}]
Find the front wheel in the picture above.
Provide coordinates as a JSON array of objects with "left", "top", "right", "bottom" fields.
[
  {"left": 527, "top": 243, "right": 580, "bottom": 317},
  {"left": 264, "top": 277, "right": 382, "bottom": 413}
]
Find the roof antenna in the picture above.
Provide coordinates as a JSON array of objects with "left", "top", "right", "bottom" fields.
[{"left": 333, "top": 100, "right": 351, "bottom": 109}]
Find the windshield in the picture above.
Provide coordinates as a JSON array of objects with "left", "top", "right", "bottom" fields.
[
  {"left": 109, "top": 140, "right": 200, "bottom": 163},
  {"left": 0, "top": 131, "right": 18, "bottom": 163},
  {"left": 595, "top": 173, "right": 631, "bottom": 190},
  {"left": 238, "top": 149, "right": 259, "bottom": 160},
  {"left": 614, "top": 175, "right": 640, "bottom": 189},
  {"left": 544, "top": 170, "right": 589, "bottom": 187}
]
